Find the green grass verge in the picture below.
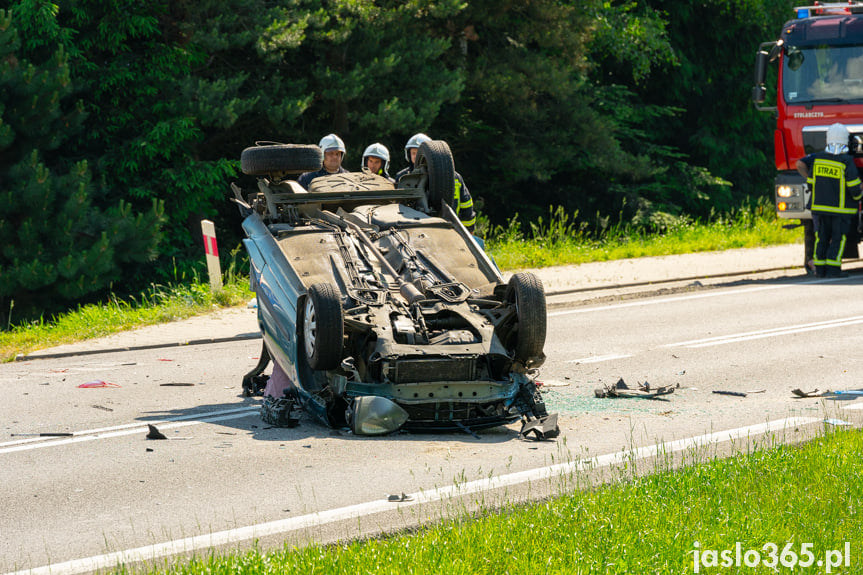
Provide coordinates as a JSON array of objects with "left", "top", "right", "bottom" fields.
[
  {"left": 129, "top": 428, "right": 860, "bottom": 575},
  {"left": 488, "top": 206, "right": 801, "bottom": 269},
  {"left": 0, "top": 278, "right": 253, "bottom": 362}
]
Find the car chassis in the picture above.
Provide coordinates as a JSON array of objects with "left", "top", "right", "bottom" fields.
[{"left": 232, "top": 140, "right": 558, "bottom": 437}]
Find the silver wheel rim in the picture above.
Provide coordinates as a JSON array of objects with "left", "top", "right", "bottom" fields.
[{"left": 303, "top": 297, "right": 317, "bottom": 359}]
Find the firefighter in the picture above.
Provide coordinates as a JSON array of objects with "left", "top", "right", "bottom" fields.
[
  {"left": 796, "top": 122, "right": 863, "bottom": 277},
  {"left": 395, "top": 133, "right": 477, "bottom": 232},
  {"left": 298, "top": 134, "right": 349, "bottom": 189},
  {"left": 362, "top": 142, "right": 394, "bottom": 182}
]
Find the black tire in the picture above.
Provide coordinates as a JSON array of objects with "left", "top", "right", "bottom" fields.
[
  {"left": 415, "top": 140, "right": 455, "bottom": 211},
  {"left": 302, "top": 283, "right": 344, "bottom": 371},
  {"left": 505, "top": 272, "right": 547, "bottom": 364},
  {"left": 241, "top": 144, "right": 322, "bottom": 175}
]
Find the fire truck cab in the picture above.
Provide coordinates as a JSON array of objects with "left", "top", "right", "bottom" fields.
[{"left": 753, "top": 2, "right": 863, "bottom": 269}]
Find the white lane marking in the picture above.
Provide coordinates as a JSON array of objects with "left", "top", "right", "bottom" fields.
[
  {"left": 548, "top": 284, "right": 792, "bottom": 316},
  {"left": 566, "top": 354, "right": 632, "bottom": 364},
  {"left": 0, "top": 407, "right": 259, "bottom": 455},
  {"left": 4, "top": 416, "right": 820, "bottom": 575},
  {"left": 663, "top": 315, "right": 863, "bottom": 349}
]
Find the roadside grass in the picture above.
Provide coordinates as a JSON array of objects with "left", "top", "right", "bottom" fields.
[
  {"left": 487, "top": 204, "right": 801, "bottom": 269},
  {"left": 129, "top": 427, "right": 860, "bottom": 575},
  {"left": 0, "top": 277, "right": 252, "bottom": 362},
  {"left": 0, "top": 204, "right": 801, "bottom": 362}
]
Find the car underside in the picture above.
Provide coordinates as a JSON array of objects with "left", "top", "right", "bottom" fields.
[{"left": 232, "top": 140, "right": 558, "bottom": 438}]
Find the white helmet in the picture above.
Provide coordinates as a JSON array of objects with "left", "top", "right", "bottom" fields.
[
  {"left": 404, "top": 133, "right": 431, "bottom": 162},
  {"left": 318, "top": 133, "right": 346, "bottom": 157},
  {"left": 362, "top": 143, "right": 390, "bottom": 175},
  {"left": 826, "top": 123, "right": 850, "bottom": 154}
]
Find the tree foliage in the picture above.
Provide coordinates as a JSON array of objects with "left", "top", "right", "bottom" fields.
[{"left": 0, "top": 9, "right": 163, "bottom": 323}]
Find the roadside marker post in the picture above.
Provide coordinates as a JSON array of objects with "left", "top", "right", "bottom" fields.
[{"left": 201, "top": 220, "right": 223, "bottom": 291}]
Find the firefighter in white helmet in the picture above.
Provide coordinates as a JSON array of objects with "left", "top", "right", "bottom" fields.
[
  {"left": 395, "top": 133, "right": 477, "bottom": 232},
  {"left": 298, "top": 133, "right": 348, "bottom": 189},
  {"left": 362, "top": 142, "right": 394, "bottom": 182},
  {"left": 796, "top": 122, "right": 862, "bottom": 277},
  {"left": 395, "top": 133, "right": 431, "bottom": 183}
]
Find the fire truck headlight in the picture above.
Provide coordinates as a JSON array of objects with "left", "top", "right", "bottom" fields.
[
  {"left": 776, "top": 185, "right": 799, "bottom": 198},
  {"left": 778, "top": 201, "right": 788, "bottom": 211}
]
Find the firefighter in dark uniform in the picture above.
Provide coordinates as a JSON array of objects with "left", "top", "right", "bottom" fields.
[
  {"left": 298, "top": 133, "right": 349, "bottom": 189},
  {"left": 395, "top": 133, "right": 477, "bottom": 233},
  {"left": 797, "top": 123, "right": 863, "bottom": 277}
]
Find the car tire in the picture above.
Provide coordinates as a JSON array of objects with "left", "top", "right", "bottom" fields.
[
  {"left": 302, "top": 282, "right": 344, "bottom": 371},
  {"left": 416, "top": 140, "right": 455, "bottom": 212},
  {"left": 505, "top": 272, "right": 547, "bottom": 364},
  {"left": 241, "top": 143, "right": 323, "bottom": 175}
]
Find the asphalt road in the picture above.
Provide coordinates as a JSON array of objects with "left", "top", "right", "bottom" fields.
[{"left": 2, "top": 257, "right": 862, "bottom": 574}]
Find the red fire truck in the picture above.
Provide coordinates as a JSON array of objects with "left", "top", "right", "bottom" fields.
[{"left": 753, "top": 2, "right": 863, "bottom": 270}]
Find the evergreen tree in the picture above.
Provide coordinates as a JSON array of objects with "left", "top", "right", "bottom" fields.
[
  {"left": 0, "top": 9, "right": 163, "bottom": 324},
  {"left": 637, "top": 0, "right": 799, "bottom": 209},
  {"left": 429, "top": 0, "right": 687, "bottom": 229}
]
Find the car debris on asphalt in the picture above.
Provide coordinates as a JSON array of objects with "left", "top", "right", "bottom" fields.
[
  {"left": 78, "top": 380, "right": 121, "bottom": 388},
  {"left": 595, "top": 378, "right": 677, "bottom": 399},
  {"left": 792, "top": 388, "right": 863, "bottom": 400},
  {"left": 10, "top": 432, "right": 73, "bottom": 437},
  {"left": 519, "top": 413, "right": 560, "bottom": 440},
  {"left": 146, "top": 424, "right": 168, "bottom": 440},
  {"left": 260, "top": 394, "right": 300, "bottom": 428},
  {"left": 712, "top": 390, "right": 748, "bottom": 398}
]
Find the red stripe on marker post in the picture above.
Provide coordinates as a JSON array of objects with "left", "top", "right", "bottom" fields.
[
  {"left": 201, "top": 219, "right": 223, "bottom": 291},
  {"left": 204, "top": 235, "right": 219, "bottom": 257}
]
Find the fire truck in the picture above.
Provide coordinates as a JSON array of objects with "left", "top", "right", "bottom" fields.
[{"left": 752, "top": 2, "right": 863, "bottom": 269}]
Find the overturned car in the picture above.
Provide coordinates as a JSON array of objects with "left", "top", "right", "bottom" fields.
[{"left": 232, "top": 140, "right": 557, "bottom": 437}]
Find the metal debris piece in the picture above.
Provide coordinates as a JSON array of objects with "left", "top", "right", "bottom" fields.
[
  {"left": 455, "top": 421, "right": 481, "bottom": 439},
  {"left": 712, "top": 390, "right": 747, "bottom": 398},
  {"left": 538, "top": 380, "right": 570, "bottom": 387},
  {"left": 11, "top": 432, "right": 73, "bottom": 437},
  {"left": 820, "top": 389, "right": 863, "bottom": 401},
  {"left": 78, "top": 380, "right": 121, "bottom": 388},
  {"left": 520, "top": 413, "right": 560, "bottom": 440},
  {"left": 791, "top": 388, "right": 820, "bottom": 398},
  {"left": 595, "top": 378, "right": 676, "bottom": 399},
  {"left": 824, "top": 418, "right": 853, "bottom": 426},
  {"left": 146, "top": 424, "right": 168, "bottom": 440},
  {"left": 260, "top": 394, "right": 300, "bottom": 428},
  {"left": 387, "top": 493, "right": 413, "bottom": 502}
]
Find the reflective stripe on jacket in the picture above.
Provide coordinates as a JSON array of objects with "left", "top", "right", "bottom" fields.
[{"left": 455, "top": 173, "right": 476, "bottom": 230}]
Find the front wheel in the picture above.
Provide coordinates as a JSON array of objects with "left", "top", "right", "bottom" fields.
[
  {"left": 302, "top": 283, "right": 344, "bottom": 371},
  {"left": 505, "top": 272, "right": 547, "bottom": 366}
]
